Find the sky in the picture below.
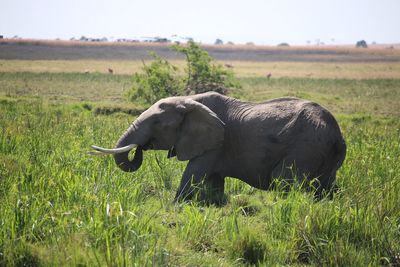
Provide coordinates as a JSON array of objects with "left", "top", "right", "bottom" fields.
[{"left": 1, "top": 0, "right": 399, "bottom": 45}]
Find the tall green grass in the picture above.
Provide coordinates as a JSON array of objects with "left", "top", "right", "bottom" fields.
[
  {"left": 1, "top": 97, "right": 399, "bottom": 266},
  {"left": 1, "top": 72, "right": 400, "bottom": 116}
]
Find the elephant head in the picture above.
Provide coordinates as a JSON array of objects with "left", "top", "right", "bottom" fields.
[{"left": 91, "top": 97, "right": 225, "bottom": 172}]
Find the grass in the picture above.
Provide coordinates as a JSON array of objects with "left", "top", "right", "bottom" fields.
[
  {"left": 2, "top": 59, "right": 400, "bottom": 79},
  {"left": 237, "top": 77, "right": 400, "bottom": 116},
  {"left": 1, "top": 58, "right": 400, "bottom": 265},
  {"left": 1, "top": 72, "right": 400, "bottom": 116},
  {"left": 0, "top": 60, "right": 186, "bottom": 76}
]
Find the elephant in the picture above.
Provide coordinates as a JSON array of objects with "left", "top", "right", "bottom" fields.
[{"left": 91, "top": 92, "right": 346, "bottom": 202}]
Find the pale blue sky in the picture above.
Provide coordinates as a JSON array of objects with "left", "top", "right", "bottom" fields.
[{"left": 1, "top": 0, "right": 399, "bottom": 45}]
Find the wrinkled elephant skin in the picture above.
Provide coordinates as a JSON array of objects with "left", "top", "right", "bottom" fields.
[{"left": 91, "top": 92, "right": 346, "bottom": 202}]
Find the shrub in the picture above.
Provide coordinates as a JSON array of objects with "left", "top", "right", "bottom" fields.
[
  {"left": 356, "top": 40, "right": 368, "bottom": 48},
  {"left": 214, "top": 39, "right": 224, "bottom": 45},
  {"left": 171, "top": 41, "right": 240, "bottom": 95},
  {"left": 278, "top": 42, "right": 290, "bottom": 47},
  {"left": 128, "top": 52, "right": 183, "bottom": 104},
  {"left": 128, "top": 41, "right": 241, "bottom": 104}
]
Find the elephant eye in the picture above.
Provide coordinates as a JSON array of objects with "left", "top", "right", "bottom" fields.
[
  {"left": 158, "top": 120, "right": 178, "bottom": 129},
  {"left": 153, "top": 116, "right": 164, "bottom": 125},
  {"left": 153, "top": 119, "right": 170, "bottom": 129}
]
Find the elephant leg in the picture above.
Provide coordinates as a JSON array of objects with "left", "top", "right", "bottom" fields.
[
  {"left": 314, "top": 171, "right": 338, "bottom": 200},
  {"left": 270, "top": 157, "right": 314, "bottom": 195},
  {"left": 205, "top": 173, "right": 225, "bottom": 195},
  {"left": 202, "top": 173, "right": 226, "bottom": 205},
  {"left": 175, "top": 172, "right": 226, "bottom": 204},
  {"left": 271, "top": 157, "right": 338, "bottom": 200},
  {"left": 174, "top": 150, "right": 221, "bottom": 202},
  {"left": 270, "top": 158, "right": 299, "bottom": 189}
]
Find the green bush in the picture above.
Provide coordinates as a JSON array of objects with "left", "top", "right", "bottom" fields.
[
  {"left": 128, "top": 53, "right": 183, "bottom": 104},
  {"left": 128, "top": 41, "right": 241, "bottom": 104},
  {"left": 171, "top": 41, "right": 240, "bottom": 95}
]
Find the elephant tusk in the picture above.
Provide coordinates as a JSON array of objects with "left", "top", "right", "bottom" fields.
[
  {"left": 87, "top": 150, "right": 108, "bottom": 156},
  {"left": 90, "top": 144, "right": 137, "bottom": 155}
]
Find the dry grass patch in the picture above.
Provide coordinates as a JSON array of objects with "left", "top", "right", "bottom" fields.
[{"left": 2, "top": 60, "right": 400, "bottom": 79}]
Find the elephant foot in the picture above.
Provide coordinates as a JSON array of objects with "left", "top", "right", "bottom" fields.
[
  {"left": 174, "top": 175, "right": 226, "bottom": 206},
  {"left": 174, "top": 191, "right": 227, "bottom": 206},
  {"left": 314, "top": 183, "right": 340, "bottom": 201}
]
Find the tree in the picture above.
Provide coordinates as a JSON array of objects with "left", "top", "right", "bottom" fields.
[
  {"left": 128, "top": 41, "right": 241, "bottom": 104},
  {"left": 214, "top": 39, "right": 224, "bottom": 45},
  {"left": 128, "top": 53, "right": 183, "bottom": 104},
  {"left": 356, "top": 40, "right": 368, "bottom": 48},
  {"left": 171, "top": 41, "right": 240, "bottom": 95},
  {"left": 277, "top": 42, "right": 290, "bottom": 47}
]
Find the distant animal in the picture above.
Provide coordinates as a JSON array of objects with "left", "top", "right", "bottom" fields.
[
  {"left": 224, "top": 63, "right": 234, "bottom": 68},
  {"left": 267, "top": 73, "right": 272, "bottom": 79},
  {"left": 91, "top": 92, "right": 346, "bottom": 202},
  {"left": 108, "top": 68, "right": 114, "bottom": 74},
  {"left": 84, "top": 69, "right": 90, "bottom": 74}
]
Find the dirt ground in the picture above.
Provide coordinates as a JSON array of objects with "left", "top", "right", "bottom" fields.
[{"left": 1, "top": 40, "right": 399, "bottom": 62}]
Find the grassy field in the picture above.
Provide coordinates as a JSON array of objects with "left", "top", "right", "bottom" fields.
[
  {"left": 1, "top": 71, "right": 400, "bottom": 116},
  {"left": 2, "top": 59, "right": 400, "bottom": 79},
  {"left": 1, "top": 46, "right": 400, "bottom": 266}
]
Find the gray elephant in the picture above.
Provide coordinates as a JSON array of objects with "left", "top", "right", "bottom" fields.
[{"left": 91, "top": 92, "right": 346, "bottom": 201}]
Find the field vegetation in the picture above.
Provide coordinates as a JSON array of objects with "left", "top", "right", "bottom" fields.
[
  {"left": 0, "top": 43, "right": 399, "bottom": 266},
  {"left": 2, "top": 60, "right": 400, "bottom": 80}
]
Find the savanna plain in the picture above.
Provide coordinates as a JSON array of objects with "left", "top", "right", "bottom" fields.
[{"left": 0, "top": 41, "right": 400, "bottom": 266}]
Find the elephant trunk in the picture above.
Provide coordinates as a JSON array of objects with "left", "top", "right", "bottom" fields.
[
  {"left": 113, "top": 122, "right": 148, "bottom": 172},
  {"left": 113, "top": 145, "right": 143, "bottom": 172}
]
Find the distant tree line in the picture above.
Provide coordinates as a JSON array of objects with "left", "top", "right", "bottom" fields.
[{"left": 70, "top": 36, "right": 172, "bottom": 44}]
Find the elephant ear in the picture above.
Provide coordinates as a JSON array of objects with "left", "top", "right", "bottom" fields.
[{"left": 175, "top": 99, "right": 225, "bottom": 161}]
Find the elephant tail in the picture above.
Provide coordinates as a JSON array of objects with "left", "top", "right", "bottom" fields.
[
  {"left": 332, "top": 138, "right": 346, "bottom": 172},
  {"left": 312, "top": 137, "right": 346, "bottom": 197}
]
